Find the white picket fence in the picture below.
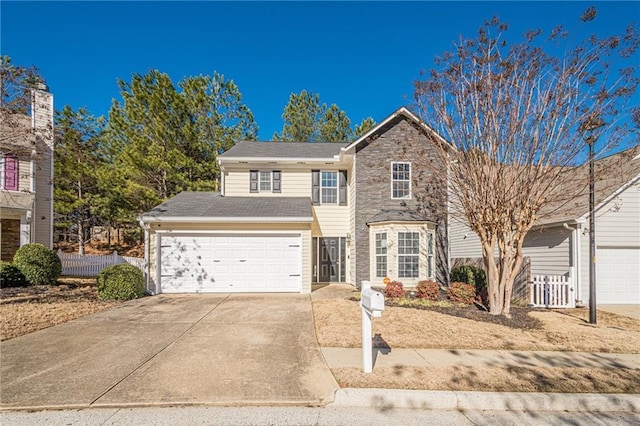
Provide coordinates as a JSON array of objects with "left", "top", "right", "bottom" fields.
[
  {"left": 529, "top": 274, "right": 576, "bottom": 308},
  {"left": 57, "top": 250, "right": 144, "bottom": 277}
]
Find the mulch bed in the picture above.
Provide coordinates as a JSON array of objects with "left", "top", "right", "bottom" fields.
[{"left": 351, "top": 294, "right": 544, "bottom": 330}]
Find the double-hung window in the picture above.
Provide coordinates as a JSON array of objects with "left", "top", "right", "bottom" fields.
[
  {"left": 427, "top": 231, "right": 435, "bottom": 279},
  {"left": 321, "top": 171, "right": 338, "bottom": 204},
  {"left": 375, "top": 233, "right": 387, "bottom": 278},
  {"left": 259, "top": 171, "right": 272, "bottom": 192},
  {"left": 391, "top": 162, "right": 411, "bottom": 199},
  {"left": 398, "top": 231, "right": 420, "bottom": 278},
  {"left": 250, "top": 170, "right": 281, "bottom": 193}
]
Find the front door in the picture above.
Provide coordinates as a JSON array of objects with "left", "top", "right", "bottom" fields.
[{"left": 314, "top": 237, "right": 346, "bottom": 282}]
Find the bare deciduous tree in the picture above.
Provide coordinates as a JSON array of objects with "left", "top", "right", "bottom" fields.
[{"left": 414, "top": 12, "right": 639, "bottom": 316}]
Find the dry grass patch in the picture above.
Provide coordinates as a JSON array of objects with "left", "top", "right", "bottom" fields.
[
  {"left": 313, "top": 297, "right": 640, "bottom": 353},
  {"left": 1, "top": 279, "right": 120, "bottom": 341},
  {"left": 332, "top": 366, "right": 640, "bottom": 393}
]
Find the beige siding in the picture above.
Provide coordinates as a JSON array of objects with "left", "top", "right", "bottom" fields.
[
  {"left": 18, "top": 158, "right": 31, "bottom": 192},
  {"left": 224, "top": 167, "right": 311, "bottom": 197},
  {"left": 32, "top": 89, "right": 54, "bottom": 248},
  {"left": 147, "top": 222, "right": 313, "bottom": 294},
  {"left": 301, "top": 228, "right": 312, "bottom": 293},
  {"left": 312, "top": 205, "right": 349, "bottom": 236}
]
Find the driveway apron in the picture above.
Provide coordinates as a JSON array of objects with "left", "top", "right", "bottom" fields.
[{"left": 0, "top": 294, "right": 338, "bottom": 410}]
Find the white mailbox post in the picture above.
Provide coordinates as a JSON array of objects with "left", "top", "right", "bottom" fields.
[{"left": 360, "top": 280, "right": 385, "bottom": 373}]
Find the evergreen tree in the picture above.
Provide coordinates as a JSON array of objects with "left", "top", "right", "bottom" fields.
[
  {"left": 105, "top": 69, "right": 257, "bottom": 218},
  {"left": 355, "top": 116, "right": 376, "bottom": 138},
  {"left": 53, "top": 106, "right": 105, "bottom": 254}
]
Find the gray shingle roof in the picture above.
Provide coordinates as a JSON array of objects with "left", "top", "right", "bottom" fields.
[
  {"left": 140, "top": 192, "right": 312, "bottom": 221},
  {"left": 220, "top": 141, "right": 347, "bottom": 159},
  {"left": 536, "top": 145, "right": 640, "bottom": 226},
  {"left": 367, "top": 210, "right": 435, "bottom": 225}
]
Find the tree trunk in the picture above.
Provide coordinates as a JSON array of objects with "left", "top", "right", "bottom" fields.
[{"left": 77, "top": 218, "right": 85, "bottom": 256}]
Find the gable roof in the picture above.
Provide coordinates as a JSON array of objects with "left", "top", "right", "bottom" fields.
[
  {"left": 219, "top": 141, "right": 346, "bottom": 161},
  {"left": 139, "top": 192, "right": 313, "bottom": 223},
  {"left": 536, "top": 145, "right": 640, "bottom": 226},
  {"left": 344, "top": 106, "right": 450, "bottom": 152}
]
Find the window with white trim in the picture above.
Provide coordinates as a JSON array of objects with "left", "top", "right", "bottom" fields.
[
  {"left": 391, "top": 162, "right": 411, "bottom": 199},
  {"left": 375, "top": 232, "right": 387, "bottom": 278},
  {"left": 398, "top": 231, "right": 420, "bottom": 278},
  {"left": 427, "top": 231, "right": 435, "bottom": 279},
  {"left": 259, "top": 171, "right": 272, "bottom": 191},
  {"left": 321, "top": 171, "right": 338, "bottom": 204}
]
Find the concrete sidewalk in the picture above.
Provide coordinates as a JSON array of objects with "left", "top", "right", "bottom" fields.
[{"left": 322, "top": 347, "right": 640, "bottom": 369}]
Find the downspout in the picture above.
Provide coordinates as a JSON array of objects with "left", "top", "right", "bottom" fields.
[{"left": 575, "top": 221, "right": 584, "bottom": 306}]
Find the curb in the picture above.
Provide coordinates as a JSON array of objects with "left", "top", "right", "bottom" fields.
[{"left": 329, "top": 389, "right": 640, "bottom": 413}]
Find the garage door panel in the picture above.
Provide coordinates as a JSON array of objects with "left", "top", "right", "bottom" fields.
[
  {"left": 160, "top": 234, "right": 302, "bottom": 293},
  {"left": 597, "top": 247, "right": 640, "bottom": 304}
]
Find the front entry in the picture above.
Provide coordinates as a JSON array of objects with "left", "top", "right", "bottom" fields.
[{"left": 313, "top": 237, "right": 346, "bottom": 283}]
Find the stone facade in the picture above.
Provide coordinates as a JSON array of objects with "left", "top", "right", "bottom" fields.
[
  {"left": 1, "top": 219, "right": 20, "bottom": 261},
  {"left": 354, "top": 116, "right": 448, "bottom": 285}
]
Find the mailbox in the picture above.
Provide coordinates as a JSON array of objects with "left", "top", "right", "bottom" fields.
[{"left": 361, "top": 287, "right": 385, "bottom": 317}]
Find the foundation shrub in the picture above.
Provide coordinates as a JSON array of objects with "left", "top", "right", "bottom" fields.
[
  {"left": 97, "top": 263, "right": 144, "bottom": 301},
  {"left": 415, "top": 280, "right": 439, "bottom": 301},
  {"left": 447, "top": 281, "right": 476, "bottom": 305},
  {"left": 384, "top": 280, "right": 406, "bottom": 298},
  {"left": 0, "top": 261, "right": 28, "bottom": 287},
  {"left": 12, "top": 243, "right": 62, "bottom": 285}
]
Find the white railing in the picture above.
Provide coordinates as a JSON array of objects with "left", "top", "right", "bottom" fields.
[
  {"left": 529, "top": 274, "right": 576, "bottom": 308},
  {"left": 57, "top": 250, "right": 144, "bottom": 277}
]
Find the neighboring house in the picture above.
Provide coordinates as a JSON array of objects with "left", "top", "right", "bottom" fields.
[
  {"left": 450, "top": 146, "right": 640, "bottom": 305},
  {"left": 0, "top": 84, "right": 54, "bottom": 261},
  {"left": 138, "top": 107, "right": 449, "bottom": 294}
]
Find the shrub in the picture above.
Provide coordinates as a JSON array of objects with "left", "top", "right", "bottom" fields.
[
  {"left": 415, "top": 280, "right": 439, "bottom": 301},
  {"left": 97, "top": 263, "right": 145, "bottom": 301},
  {"left": 0, "top": 261, "right": 28, "bottom": 288},
  {"left": 384, "top": 280, "right": 406, "bottom": 298},
  {"left": 12, "top": 243, "right": 62, "bottom": 285},
  {"left": 447, "top": 281, "right": 476, "bottom": 305},
  {"left": 450, "top": 264, "right": 488, "bottom": 305}
]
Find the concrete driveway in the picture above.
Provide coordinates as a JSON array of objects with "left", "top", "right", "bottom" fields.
[
  {"left": 599, "top": 305, "right": 640, "bottom": 320},
  {"left": 0, "top": 294, "right": 338, "bottom": 410}
]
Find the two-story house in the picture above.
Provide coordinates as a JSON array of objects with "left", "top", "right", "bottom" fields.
[
  {"left": 139, "top": 107, "right": 448, "bottom": 294},
  {"left": 0, "top": 84, "right": 54, "bottom": 261}
]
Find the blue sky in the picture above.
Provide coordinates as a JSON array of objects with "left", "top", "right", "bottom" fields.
[{"left": 2, "top": 1, "right": 638, "bottom": 140}]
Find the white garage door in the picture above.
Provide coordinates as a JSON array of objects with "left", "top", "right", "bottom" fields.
[
  {"left": 597, "top": 247, "right": 640, "bottom": 304},
  {"left": 160, "top": 234, "right": 302, "bottom": 293}
]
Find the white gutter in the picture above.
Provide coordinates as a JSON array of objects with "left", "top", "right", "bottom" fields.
[
  {"left": 218, "top": 156, "right": 341, "bottom": 164},
  {"left": 139, "top": 216, "right": 314, "bottom": 224}
]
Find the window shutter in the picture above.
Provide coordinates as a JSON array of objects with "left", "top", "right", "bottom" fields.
[
  {"left": 339, "top": 170, "right": 347, "bottom": 205},
  {"left": 311, "top": 170, "right": 320, "bottom": 205},
  {"left": 4, "top": 155, "right": 18, "bottom": 191},
  {"left": 250, "top": 170, "right": 258, "bottom": 193},
  {"left": 272, "top": 170, "right": 281, "bottom": 193}
]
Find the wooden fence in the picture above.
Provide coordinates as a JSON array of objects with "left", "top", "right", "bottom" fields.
[{"left": 57, "top": 250, "right": 144, "bottom": 277}]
